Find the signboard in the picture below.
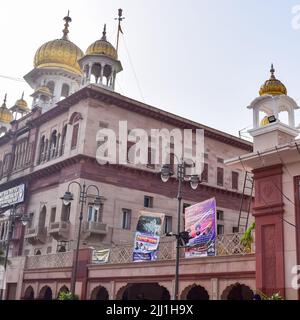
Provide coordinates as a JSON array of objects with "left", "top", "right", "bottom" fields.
[
  {"left": 133, "top": 211, "right": 165, "bottom": 262},
  {"left": 0, "top": 184, "right": 25, "bottom": 209},
  {"left": 92, "top": 249, "right": 110, "bottom": 263},
  {"left": 185, "top": 197, "right": 217, "bottom": 258}
]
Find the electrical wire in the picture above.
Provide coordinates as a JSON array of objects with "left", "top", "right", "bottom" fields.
[
  {"left": 0, "top": 74, "right": 25, "bottom": 82},
  {"left": 120, "top": 33, "right": 145, "bottom": 103}
]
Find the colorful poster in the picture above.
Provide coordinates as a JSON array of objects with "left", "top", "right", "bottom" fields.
[
  {"left": 92, "top": 249, "right": 110, "bottom": 263},
  {"left": 133, "top": 211, "right": 165, "bottom": 262},
  {"left": 185, "top": 197, "right": 216, "bottom": 258}
]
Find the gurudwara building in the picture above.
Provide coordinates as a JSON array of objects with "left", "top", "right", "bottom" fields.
[{"left": 0, "top": 12, "right": 299, "bottom": 300}]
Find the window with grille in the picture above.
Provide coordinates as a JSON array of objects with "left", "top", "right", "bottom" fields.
[
  {"left": 217, "top": 167, "right": 224, "bottom": 186},
  {"left": 217, "top": 224, "right": 224, "bottom": 235},
  {"left": 232, "top": 171, "right": 239, "bottom": 190},
  {"left": 71, "top": 123, "right": 79, "bottom": 149},
  {"left": 144, "top": 196, "right": 153, "bottom": 208},
  {"left": 164, "top": 216, "right": 173, "bottom": 234},
  {"left": 201, "top": 163, "right": 208, "bottom": 182},
  {"left": 217, "top": 210, "right": 224, "bottom": 221},
  {"left": 122, "top": 209, "right": 132, "bottom": 230}
]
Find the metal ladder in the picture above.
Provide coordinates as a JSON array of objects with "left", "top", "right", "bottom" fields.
[{"left": 237, "top": 171, "right": 254, "bottom": 232}]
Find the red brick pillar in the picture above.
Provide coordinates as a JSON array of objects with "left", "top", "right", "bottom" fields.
[
  {"left": 252, "top": 164, "right": 285, "bottom": 297},
  {"left": 73, "top": 247, "right": 93, "bottom": 300}
]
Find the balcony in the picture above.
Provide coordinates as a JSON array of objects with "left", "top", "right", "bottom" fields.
[
  {"left": 48, "top": 221, "right": 70, "bottom": 241},
  {"left": 25, "top": 226, "right": 47, "bottom": 245},
  {"left": 82, "top": 221, "right": 108, "bottom": 239}
]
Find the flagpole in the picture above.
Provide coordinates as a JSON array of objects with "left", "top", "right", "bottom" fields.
[{"left": 115, "top": 8, "right": 125, "bottom": 54}]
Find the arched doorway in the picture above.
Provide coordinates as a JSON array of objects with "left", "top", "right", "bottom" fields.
[
  {"left": 118, "top": 283, "right": 170, "bottom": 300},
  {"left": 221, "top": 283, "right": 254, "bottom": 300},
  {"left": 57, "top": 285, "right": 69, "bottom": 298},
  {"left": 90, "top": 286, "right": 109, "bottom": 300},
  {"left": 23, "top": 286, "right": 34, "bottom": 300},
  {"left": 181, "top": 284, "right": 210, "bottom": 300},
  {"left": 38, "top": 286, "right": 53, "bottom": 300}
]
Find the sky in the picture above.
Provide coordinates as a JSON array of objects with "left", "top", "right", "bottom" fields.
[{"left": 1, "top": 0, "right": 300, "bottom": 137}]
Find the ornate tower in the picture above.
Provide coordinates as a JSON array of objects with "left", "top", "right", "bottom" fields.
[
  {"left": 248, "top": 64, "right": 299, "bottom": 151},
  {"left": 10, "top": 92, "right": 30, "bottom": 120},
  {"left": 24, "top": 12, "right": 83, "bottom": 112},
  {"left": 79, "top": 24, "right": 123, "bottom": 91},
  {"left": 0, "top": 94, "right": 13, "bottom": 135}
]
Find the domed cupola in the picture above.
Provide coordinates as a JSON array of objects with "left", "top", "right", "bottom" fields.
[
  {"left": 259, "top": 64, "right": 287, "bottom": 96},
  {"left": 79, "top": 24, "right": 123, "bottom": 91},
  {"left": 24, "top": 12, "right": 84, "bottom": 111},
  {"left": 0, "top": 94, "right": 13, "bottom": 135}
]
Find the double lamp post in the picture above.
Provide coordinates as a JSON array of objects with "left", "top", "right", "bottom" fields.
[
  {"left": 160, "top": 157, "right": 201, "bottom": 300},
  {"left": 61, "top": 181, "right": 101, "bottom": 298}
]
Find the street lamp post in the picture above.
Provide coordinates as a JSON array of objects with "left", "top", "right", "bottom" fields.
[
  {"left": 160, "top": 158, "right": 200, "bottom": 300},
  {"left": 0, "top": 204, "right": 31, "bottom": 300},
  {"left": 61, "top": 181, "right": 101, "bottom": 298}
]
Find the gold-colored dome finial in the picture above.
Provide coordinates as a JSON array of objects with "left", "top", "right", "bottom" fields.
[
  {"left": 85, "top": 24, "right": 118, "bottom": 60},
  {"left": 0, "top": 93, "right": 13, "bottom": 123},
  {"left": 33, "top": 12, "right": 83, "bottom": 75},
  {"left": 259, "top": 64, "right": 287, "bottom": 96},
  {"left": 62, "top": 10, "right": 72, "bottom": 40}
]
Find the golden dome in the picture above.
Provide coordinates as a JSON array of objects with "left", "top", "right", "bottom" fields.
[
  {"left": 32, "top": 85, "right": 52, "bottom": 97},
  {"left": 0, "top": 95, "right": 13, "bottom": 124},
  {"left": 14, "top": 93, "right": 29, "bottom": 112},
  {"left": 259, "top": 64, "right": 287, "bottom": 96},
  {"left": 34, "top": 14, "right": 83, "bottom": 75},
  {"left": 86, "top": 25, "right": 118, "bottom": 60},
  {"left": 260, "top": 116, "right": 270, "bottom": 126}
]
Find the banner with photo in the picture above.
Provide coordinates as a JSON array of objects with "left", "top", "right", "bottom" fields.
[
  {"left": 92, "top": 249, "right": 110, "bottom": 263},
  {"left": 185, "top": 197, "right": 217, "bottom": 258},
  {"left": 133, "top": 211, "right": 165, "bottom": 262}
]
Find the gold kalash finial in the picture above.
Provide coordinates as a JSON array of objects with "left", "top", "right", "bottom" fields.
[
  {"left": 62, "top": 10, "right": 72, "bottom": 40},
  {"left": 270, "top": 63, "right": 276, "bottom": 79}
]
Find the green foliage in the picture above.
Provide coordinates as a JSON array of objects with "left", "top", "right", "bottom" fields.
[
  {"left": 258, "top": 290, "right": 284, "bottom": 300},
  {"left": 58, "top": 291, "right": 78, "bottom": 300},
  {"left": 240, "top": 222, "right": 255, "bottom": 251}
]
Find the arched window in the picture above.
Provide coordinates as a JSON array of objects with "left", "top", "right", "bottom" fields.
[
  {"left": 60, "top": 125, "right": 67, "bottom": 156},
  {"left": 38, "top": 136, "right": 45, "bottom": 164},
  {"left": 47, "top": 81, "right": 55, "bottom": 94},
  {"left": 103, "top": 65, "right": 112, "bottom": 85},
  {"left": 69, "top": 112, "right": 82, "bottom": 150},
  {"left": 91, "top": 63, "right": 102, "bottom": 84},
  {"left": 49, "top": 130, "right": 57, "bottom": 159},
  {"left": 39, "top": 205, "right": 47, "bottom": 230},
  {"left": 61, "top": 83, "right": 70, "bottom": 99},
  {"left": 23, "top": 286, "right": 34, "bottom": 300}
]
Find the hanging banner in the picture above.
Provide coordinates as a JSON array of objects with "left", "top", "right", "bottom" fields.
[
  {"left": 185, "top": 197, "right": 216, "bottom": 258},
  {"left": 92, "top": 249, "right": 110, "bottom": 263},
  {"left": 133, "top": 211, "right": 165, "bottom": 262}
]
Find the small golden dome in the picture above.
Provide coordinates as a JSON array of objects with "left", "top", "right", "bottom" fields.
[
  {"left": 14, "top": 92, "right": 29, "bottom": 112},
  {"left": 260, "top": 116, "right": 270, "bottom": 126},
  {"left": 0, "top": 95, "right": 13, "bottom": 124},
  {"left": 86, "top": 24, "right": 118, "bottom": 60},
  {"left": 33, "top": 85, "right": 52, "bottom": 97},
  {"left": 259, "top": 64, "right": 287, "bottom": 96},
  {"left": 34, "top": 14, "right": 83, "bottom": 75}
]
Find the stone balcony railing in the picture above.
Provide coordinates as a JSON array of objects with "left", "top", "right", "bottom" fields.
[
  {"left": 48, "top": 221, "right": 70, "bottom": 241},
  {"left": 93, "top": 233, "right": 254, "bottom": 264},
  {"left": 25, "top": 251, "right": 73, "bottom": 270},
  {"left": 24, "top": 226, "right": 47, "bottom": 245},
  {"left": 23, "top": 233, "right": 254, "bottom": 270},
  {"left": 82, "top": 221, "right": 108, "bottom": 239}
]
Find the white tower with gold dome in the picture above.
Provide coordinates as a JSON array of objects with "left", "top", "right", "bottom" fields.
[
  {"left": 24, "top": 12, "right": 83, "bottom": 112},
  {"left": 0, "top": 94, "right": 13, "bottom": 135},
  {"left": 248, "top": 64, "right": 299, "bottom": 151},
  {"left": 79, "top": 24, "right": 122, "bottom": 91}
]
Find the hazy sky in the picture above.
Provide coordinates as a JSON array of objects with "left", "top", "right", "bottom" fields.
[{"left": 1, "top": 0, "right": 300, "bottom": 137}]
